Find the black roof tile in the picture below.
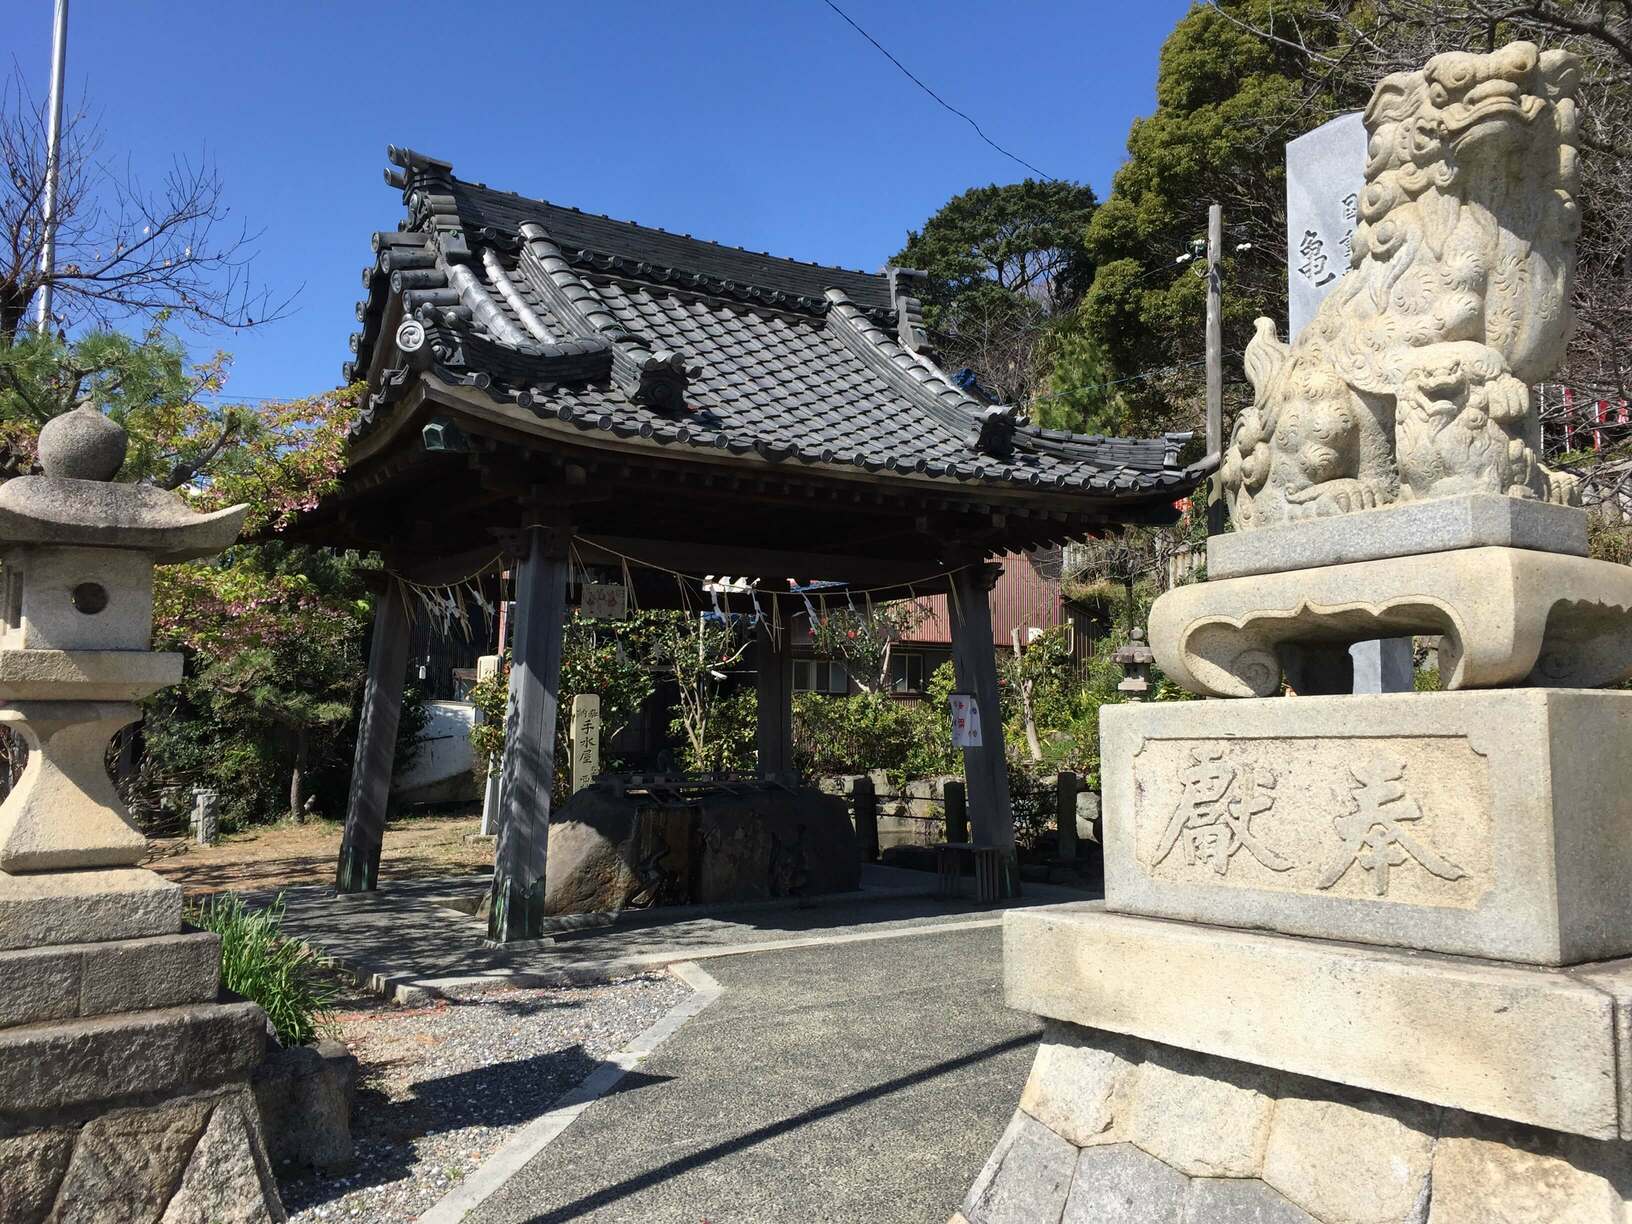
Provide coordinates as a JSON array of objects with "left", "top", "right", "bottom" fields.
[{"left": 345, "top": 148, "right": 1209, "bottom": 502}]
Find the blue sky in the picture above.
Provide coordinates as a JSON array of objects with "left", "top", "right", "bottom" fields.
[{"left": 12, "top": 0, "right": 1191, "bottom": 403}]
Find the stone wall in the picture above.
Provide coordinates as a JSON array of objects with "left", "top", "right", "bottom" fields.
[
  {"left": 817, "top": 773, "right": 1103, "bottom": 851},
  {"left": 0, "top": 1083, "right": 284, "bottom": 1224},
  {"left": 959, "top": 1019, "right": 1632, "bottom": 1224},
  {"left": 816, "top": 772, "right": 960, "bottom": 849}
]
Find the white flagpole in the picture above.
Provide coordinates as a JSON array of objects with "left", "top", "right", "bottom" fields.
[{"left": 35, "top": 0, "right": 70, "bottom": 337}]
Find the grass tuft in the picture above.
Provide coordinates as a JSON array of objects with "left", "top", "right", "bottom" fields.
[{"left": 185, "top": 891, "right": 338, "bottom": 1046}]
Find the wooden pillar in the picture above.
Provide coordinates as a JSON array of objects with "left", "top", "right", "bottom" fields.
[
  {"left": 755, "top": 609, "right": 794, "bottom": 782},
  {"left": 488, "top": 524, "right": 570, "bottom": 944},
  {"left": 943, "top": 779, "right": 968, "bottom": 843},
  {"left": 949, "top": 559, "right": 1019, "bottom": 896},
  {"left": 335, "top": 579, "right": 411, "bottom": 893},
  {"left": 852, "top": 775, "right": 879, "bottom": 863},
  {"left": 1056, "top": 770, "right": 1078, "bottom": 863}
]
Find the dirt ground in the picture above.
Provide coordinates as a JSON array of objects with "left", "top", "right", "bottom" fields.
[{"left": 144, "top": 810, "right": 494, "bottom": 895}]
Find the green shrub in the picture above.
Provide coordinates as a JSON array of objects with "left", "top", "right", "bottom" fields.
[{"left": 186, "top": 892, "right": 337, "bottom": 1046}]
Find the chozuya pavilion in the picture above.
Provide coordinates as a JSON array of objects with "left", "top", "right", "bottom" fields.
[{"left": 291, "top": 146, "right": 1209, "bottom": 942}]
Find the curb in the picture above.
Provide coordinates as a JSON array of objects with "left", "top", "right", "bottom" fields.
[{"left": 415, "top": 960, "right": 724, "bottom": 1224}]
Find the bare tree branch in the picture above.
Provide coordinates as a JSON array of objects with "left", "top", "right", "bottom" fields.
[{"left": 0, "top": 66, "right": 295, "bottom": 343}]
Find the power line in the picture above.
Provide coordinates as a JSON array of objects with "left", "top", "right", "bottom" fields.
[{"left": 816, "top": 0, "right": 1056, "bottom": 182}]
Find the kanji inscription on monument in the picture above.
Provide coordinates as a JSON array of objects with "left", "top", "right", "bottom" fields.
[
  {"left": 1286, "top": 110, "right": 1366, "bottom": 338},
  {"left": 570, "top": 693, "right": 600, "bottom": 793},
  {"left": 1152, "top": 747, "right": 1292, "bottom": 877},
  {"left": 1132, "top": 735, "right": 1489, "bottom": 908}
]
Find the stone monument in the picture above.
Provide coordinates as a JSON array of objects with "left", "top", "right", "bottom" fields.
[
  {"left": 0, "top": 405, "right": 285, "bottom": 1221},
  {"left": 958, "top": 43, "right": 1632, "bottom": 1222},
  {"left": 1285, "top": 110, "right": 1366, "bottom": 339}
]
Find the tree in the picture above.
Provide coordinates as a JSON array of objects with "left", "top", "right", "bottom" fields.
[
  {"left": 1213, "top": 0, "right": 1632, "bottom": 507},
  {"left": 469, "top": 610, "right": 664, "bottom": 799},
  {"left": 651, "top": 612, "right": 753, "bottom": 773},
  {"left": 895, "top": 180, "right": 1099, "bottom": 405},
  {"left": 806, "top": 597, "right": 930, "bottom": 694},
  {"left": 0, "top": 325, "right": 366, "bottom": 824},
  {"left": 1075, "top": 0, "right": 1349, "bottom": 436},
  {"left": 1002, "top": 624, "right": 1073, "bottom": 762},
  {"left": 1, "top": 67, "right": 288, "bottom": 341}
]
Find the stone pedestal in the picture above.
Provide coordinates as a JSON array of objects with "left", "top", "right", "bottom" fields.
[{"left": 0, "top": 873, "right": 285, "bottom": 1223}]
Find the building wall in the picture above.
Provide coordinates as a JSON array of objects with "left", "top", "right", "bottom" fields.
[{"left": 905, "top": 550, "right": 1067, "bottom": 650}]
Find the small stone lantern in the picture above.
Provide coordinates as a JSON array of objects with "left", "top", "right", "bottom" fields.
[
  {"left": 1112, "top": 626, "right": 1156, "bottom": 698},
  {"left": 0, "top": 403, "right": 246, "bottom": 872}
]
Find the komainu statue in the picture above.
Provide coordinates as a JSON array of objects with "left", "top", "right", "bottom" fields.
[{"left": 1224, "top": 40, "right": 1582, "bottom": 530}]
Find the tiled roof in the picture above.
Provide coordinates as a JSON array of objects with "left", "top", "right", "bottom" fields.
[{"left": 346, "top": 147, "right": 1206, "bottom": 499}]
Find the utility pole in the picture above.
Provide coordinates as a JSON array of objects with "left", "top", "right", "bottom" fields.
[
  {"left": 35, "top": 0, "right": 70, "bottom": 338},
  {"left": 1204, "top": 202, "right": 1226, "bottom": 536}
]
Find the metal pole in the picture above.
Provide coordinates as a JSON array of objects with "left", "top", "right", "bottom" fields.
[
  {"left": 34, "top": 0, "right": 69, "bottom": 337},
  {"left": 1205, "top": 202, "right": 1226, "bottom": 536}
]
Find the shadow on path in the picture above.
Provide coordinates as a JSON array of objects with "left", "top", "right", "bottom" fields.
[{"left": 519, "top": 1033, "right": 1036, "bottom": 1224}]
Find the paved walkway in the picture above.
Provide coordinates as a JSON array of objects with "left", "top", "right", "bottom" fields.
[
  {"left": 272, "top": 865, "right": 1094, "bottom": 997},
  {"left": 470, "top": 924, "right": 1039, "bottom": 1224},
  {"left": 270, "top": 867, "right": 1090, "bottom": 1222}
]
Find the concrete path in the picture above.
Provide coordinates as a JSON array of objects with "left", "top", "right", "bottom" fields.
[
  {"left": 468, "top": 923, "right": 1039, "bottom": 1224},
  {"left": 271, "top": 865, "right": 1094, "bottom": 999}
]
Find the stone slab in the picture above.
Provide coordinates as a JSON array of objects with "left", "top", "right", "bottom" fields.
[
  {"left": 0, "top": 867, "right": 181, "bottom": 951},
  {"left": 1152, "top": 547, "right": 1632, "bottom": 696},
  {"left": 0, "top": 930, "right": 222, "bottom": 1028},
  {"left": 1206, "top": 493, "right": 1587, "bottom": 579},
  {"left": 963, "top": 1110, "right": 1076, "bottom": 1224},
  {"left": 1102, "top": 689, "right": 1632, "bottom": 965},
  {"left": 1004, "top": 904, "right": 1632, "bottom": 1141},
  {"left": 0, "top": 1000, "right": 265, "bottom": 1115},
  {"left": 1286, "top": 111, "right": 1366, "bottom": 339},
  {"left": 1066, "top": 1143, "right": 1189, "bottom": 1223},
  {"left": 0, "top": 649, "right": 182, "bottom": 701}
]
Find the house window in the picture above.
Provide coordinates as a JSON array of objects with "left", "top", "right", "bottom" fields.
[
  {"left": 794, "top": 659, "right": 848, "bottom": 694},
  {"left": 888, "top": 652, "right": 925, "bottom": 694}
]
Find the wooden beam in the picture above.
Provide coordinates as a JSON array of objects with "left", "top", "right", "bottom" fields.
[
  {"left": 335, "top": 580, "right": 411, "bottom": 892},
  {"left": 488, "top": 522, "right": 571, "bottom": 943},
  {"left": 948, "top": 560, "right": 1019, "bottom": 897}
]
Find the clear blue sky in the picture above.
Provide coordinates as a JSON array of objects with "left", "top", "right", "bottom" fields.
[{"left": 12, "top": 0, "right": 1191, "bottom": 403}]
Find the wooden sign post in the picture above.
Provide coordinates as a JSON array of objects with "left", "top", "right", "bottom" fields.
[{"left": 570, "top": 693, "right": 601, "bottom": 793}]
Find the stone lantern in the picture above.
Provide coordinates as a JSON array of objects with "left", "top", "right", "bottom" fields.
[
  {"left": 0, "top": 405, "right": 285, "bottom": 1219},
  {"left": 1111, "top": 626, "right": 1155, "bottom": 698}
]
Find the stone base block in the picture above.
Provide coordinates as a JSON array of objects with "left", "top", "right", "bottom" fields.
[
  {"left": 1205, "top": 492, "right": 1588, "bottom": 579},
  {"left": 0, "top": 1083, "right": 285, "bottom": 1224},
  {"left": 1102, "top": 689, "right": 1632, "bottom": 965},
  {"left": 962, "top": 1017, "right": 1632, "bottom": 1224},
  {"left": 0, "top": 1000, "right": 266, "bottom": 1117},
  {"left": 0, "top": 866, "right": 180, "bottom": 951},
  {"left": 1149, "top": 545, "right": 1632, "bottom": 695},
  {"left": 1005, "top": 904, "right": 1632, "bottom": 1141},
  {"left": 0, "top": 929, "right": 221, "bottom": 1029}
]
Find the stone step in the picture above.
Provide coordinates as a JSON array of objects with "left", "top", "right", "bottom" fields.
[
  {"left": 0, "top": 866, "right": 180, "bottom": 952},
  {"left": 0, "top": 929, "right": 221, "bottom": 1030},
  {"left": 0, "top": 999, "right": 266, "bottom": 1117},
  {"left": 1004, "top": 902, "right": 1632, "bottom": 1142}
]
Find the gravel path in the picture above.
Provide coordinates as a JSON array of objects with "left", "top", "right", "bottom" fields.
[{"left": 279, "top": 972, "right": 692, "bottom": 1224}]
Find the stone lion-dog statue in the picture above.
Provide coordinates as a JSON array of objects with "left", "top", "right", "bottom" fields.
[{"left": 1224, "top": 40, "right": 1582, "bottom": 530}]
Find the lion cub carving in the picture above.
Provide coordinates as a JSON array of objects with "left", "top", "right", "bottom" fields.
[{"left": 1224, "top": 41, "right": 1581, "bottom": 530}]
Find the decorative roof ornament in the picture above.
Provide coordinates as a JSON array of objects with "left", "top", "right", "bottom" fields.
[
  {"left": 969, "top": 404, "right": 1027, "bottom": 460},
  {"left": 887, "top": 266, "right": 934, "bottom": 356}
]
